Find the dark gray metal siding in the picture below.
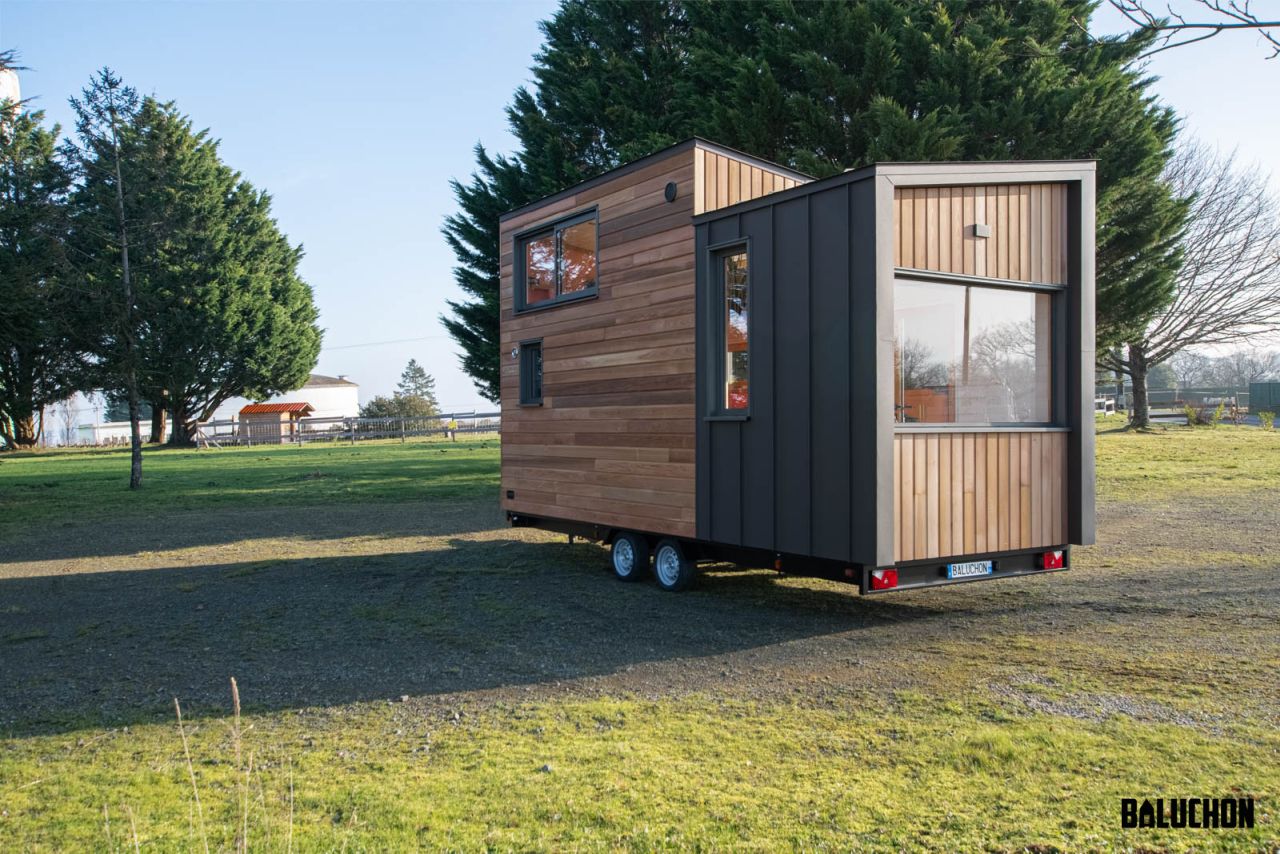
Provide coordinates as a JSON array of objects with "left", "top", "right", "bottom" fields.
[{"left": 695, "top": 179, "right": 880, "bottom": 565}]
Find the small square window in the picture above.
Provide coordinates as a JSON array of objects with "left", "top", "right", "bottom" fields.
[{"left": 519, "top": 341, "right": 543, "bottom": 405}]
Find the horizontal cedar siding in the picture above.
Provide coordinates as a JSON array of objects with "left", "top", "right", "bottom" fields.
[{"left": 500, "top": 147, "right": 699, "bottom": 537}]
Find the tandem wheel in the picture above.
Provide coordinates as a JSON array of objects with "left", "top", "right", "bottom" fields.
[
  {"left": 610, "top": 531, "right": 650, "bottom": 582},
  {"left": 652, "top": 538, "right": 695, "bottom": 592}
]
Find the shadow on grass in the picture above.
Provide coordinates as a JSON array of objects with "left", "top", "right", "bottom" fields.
[
  {"left": 0, "top": 492, "right": 502, "bottom": 564},
  {"left": 0, "top": 531, "right": 948, "bottom": 737}
]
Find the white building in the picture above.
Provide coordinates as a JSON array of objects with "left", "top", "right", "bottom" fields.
[
  {"left": 42, "top": 375, "right": 360, "bottom": 446},
  {"left": 210, "top": 374, "right": 360, "bottom": 423}
]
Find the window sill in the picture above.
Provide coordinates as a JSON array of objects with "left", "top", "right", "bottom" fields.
[
  {"left": 514, "top": 290, "right": 598, "bottom": 315},
  {"left": 519, "top": 402, "right": 544, "bottom": 408},
  {"left": 894, "top": 424, "right": 1067, "bottom": 433},
  {"left": 704, "top": 413, "right": 750, "bottom": 422}
]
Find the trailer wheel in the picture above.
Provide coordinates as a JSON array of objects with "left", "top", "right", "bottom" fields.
[
  {"left": 652, "top": 539, "right": 694, "bottom": 592},
  {"left": 610, "top": 532, "right": 650, "bottom": 582}
]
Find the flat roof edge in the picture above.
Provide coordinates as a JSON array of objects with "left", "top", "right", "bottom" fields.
[
  {"left": 498, "top": 137, "right": 815, "bottom": 224},
  {"left": 693, "top": 160, "right": 1097, "bottom": 223}
]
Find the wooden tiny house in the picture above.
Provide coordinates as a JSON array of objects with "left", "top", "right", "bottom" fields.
[{"left": 501, "top": 139, "right": 1095, "bottom": 594}]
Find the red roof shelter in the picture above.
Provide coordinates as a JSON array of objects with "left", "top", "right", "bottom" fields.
[{"left": 239, "top": 402, "right": 314, "bottom": 444}]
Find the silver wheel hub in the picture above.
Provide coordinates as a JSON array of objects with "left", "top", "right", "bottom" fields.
[
  {"left": 613, "top": 539, "right": 635, "bottom": 575},
  {"left": 656, "top": 547, "right": 681, "bottom": 586}
]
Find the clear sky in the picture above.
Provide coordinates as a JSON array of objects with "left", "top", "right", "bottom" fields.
[{"left": 2, "top": 1, "right": 1276, "bottom": 409}]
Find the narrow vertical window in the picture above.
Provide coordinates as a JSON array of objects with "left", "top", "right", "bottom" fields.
[
  {"left": 722, "top": 251, "right": 749, "bottom": 410},
  {"left": 519, "top": 341, "right": 543, "bottom": 405}
]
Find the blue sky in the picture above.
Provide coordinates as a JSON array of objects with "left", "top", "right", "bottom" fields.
[{"left": 2, "top": 1, "right": 1275, "bottom": 409}]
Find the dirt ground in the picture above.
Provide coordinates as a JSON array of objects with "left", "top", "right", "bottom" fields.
[{"left": 3, "top": 490, "right": 1277, "bottom": 739}]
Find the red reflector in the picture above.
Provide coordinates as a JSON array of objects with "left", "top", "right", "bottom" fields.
[
  {"left": 1039, "top": 550, "right": 1064, "bottom": 569},
  {"left": 870, "top": 568, "right": 898, "bottom": 590}
]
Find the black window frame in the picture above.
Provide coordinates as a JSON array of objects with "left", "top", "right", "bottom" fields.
[
  {"left": 891, "top": 271, "right": 1065, "bottom": 430},
  {"left": 706, "top": 240, "right": 752, "bottom": 420},
  {"left": 518, "top": 339, "right": 543, "bottom": 406},
  {"left": 513, "top": 208, "right": 600, "bottom": 313}
]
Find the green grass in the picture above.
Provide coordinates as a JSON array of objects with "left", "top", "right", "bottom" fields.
[
  {"left": 0, "top": 436, "right": 499, "bottom": 539},
  {"left": 2, "top": 691, "right": 1274, "bottom": 852},
  {"left": 1095, "top": 420, "right": 1280, "bottom": 501}
]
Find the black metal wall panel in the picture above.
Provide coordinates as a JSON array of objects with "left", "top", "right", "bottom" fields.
[
  {"left": 807, "top": 187, "right": 853, "bottom": 561},
  {"left": 739, "top": 206, "right": 776, "bottom": 550},
  {"left": 771, "top": 197, "right": 813, "bottom": 555},
  {"left": 847, "top": 179, "right": 881, "bottom": 564}
]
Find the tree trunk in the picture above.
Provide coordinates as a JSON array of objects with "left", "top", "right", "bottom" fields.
[
  {"left": 109, "top": 104, "right": 143, "bottom": 489},
  {"left": 1129, "top": 341, "right": 1151, "bottom": 429},
  {"left": 168, "top": 408, "right": 198, "bottom": 446},
  {"left": 149, "top": 404, "right": 167, "bottom": 444},
  {"left": 11, "top": 413, "right": 39, "bottom": 448},
  {"left": 1113, "top": 345, "right": 1126, "bottom": 410}
]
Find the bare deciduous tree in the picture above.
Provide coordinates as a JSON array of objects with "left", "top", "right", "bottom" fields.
[
  {"left": 1209, "top": 346, "right": 1280, "bottom": 387},
  {"left": 1101, "top": 142, "right": 1280, "bottom": 426},
  {"left": 1168, "top": 349, "right": 1213, "bottom": 388},
  {"left": 1109, "top": 0, "right": 1280, "bottom": 59}
]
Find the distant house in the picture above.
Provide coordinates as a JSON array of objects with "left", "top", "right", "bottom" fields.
[
  {"left": 238, "top": 402, "right": 314, "bottom": 444},
  {"left": 211, "top": 373, "right": 360, "bottom": 423}
]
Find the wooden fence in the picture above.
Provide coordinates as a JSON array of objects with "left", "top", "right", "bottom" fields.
[{"left": 196, "top": 411, "right": 501, "bottom": 448}]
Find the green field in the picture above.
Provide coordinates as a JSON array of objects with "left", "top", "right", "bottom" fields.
[{"left": 1, "top": 426, "right": 1277, "bottom": 850}]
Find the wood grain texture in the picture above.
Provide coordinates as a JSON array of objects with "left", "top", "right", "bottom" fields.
[
  {"left": 694, "top": 147, "right": 805, "bottom": 215},
  {"left": 501, "top": 142, "right": 804, "bottom": 537},
  {"left": 892, "top": 184, "right": 1068, "bottom": 284},
  {"left": 891, "top": 432, "right": 1067, "bottom": 562}
]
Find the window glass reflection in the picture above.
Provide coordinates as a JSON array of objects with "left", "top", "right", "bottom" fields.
[{"left": 894, "top": 280, "right": 1052, "bottom": 424}]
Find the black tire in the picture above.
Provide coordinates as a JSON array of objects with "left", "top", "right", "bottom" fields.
[
  {"left": 610, "top": 532, "right": 650, "bottom": 582},
  {"left": 652, "top": 538, "right": 695, "bottom": 592}
]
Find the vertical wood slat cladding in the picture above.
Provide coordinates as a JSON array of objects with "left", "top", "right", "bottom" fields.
[
  {"left": 892, "top": 432, "right": 1066, "bottom": 562},
  {"left": 501, "top": 142, "right": 803, "bottom": 539},
  {"left": 892, "top": 184, "right": 1068, "bottom": 284},
  {"left": 693, "top": 147, "right": 804, "bottom": 215}
]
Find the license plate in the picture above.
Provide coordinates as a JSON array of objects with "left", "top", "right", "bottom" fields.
[{"left": 947, "top": 559, "right": 993, "bottom": 579}]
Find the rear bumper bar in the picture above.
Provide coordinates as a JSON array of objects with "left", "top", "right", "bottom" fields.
[{"left": 861, "top": 547, "right": 1070, "bottom": 594}]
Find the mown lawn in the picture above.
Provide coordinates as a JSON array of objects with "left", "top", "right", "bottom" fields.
[
  {"left": 0, "top": 437, "right": 498, "bottom": 539},
  {"left": 1, "top": 424, "right": 1277, "bottom": 851}
]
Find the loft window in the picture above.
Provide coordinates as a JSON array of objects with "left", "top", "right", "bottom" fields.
[
  {"left": 516, "top": 210, "right": 598, "bottom": 311},
  {"left": 720, "top": 250, "right": 750, "bottom": 412},
  {"left": 893, "top": 279, "right": 1055, "bottom": 425},
  {"left": 519, "top": 340, "right": 543, "bottom": 405}
]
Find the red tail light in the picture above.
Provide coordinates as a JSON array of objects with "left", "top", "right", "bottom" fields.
[
  {"left": 1039, "top": 550, "right": 1064, "bottom": 569},
  {"left": 870, "top": 568, "right": 898, "bottom": 590}
]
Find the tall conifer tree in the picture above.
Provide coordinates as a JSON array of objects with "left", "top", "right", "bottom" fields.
[{"left": 444, "top": 0, "right": 1188, "bottom": 401}]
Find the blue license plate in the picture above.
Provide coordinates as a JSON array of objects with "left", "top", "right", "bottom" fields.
[{"left": 947, "top": 559, "right": 993, "bottom": 579}]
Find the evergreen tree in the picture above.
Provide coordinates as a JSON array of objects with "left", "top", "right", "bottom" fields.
[
  {"left": 444, "top": 0, "right": 1188, "bottom": 399},
  {"left": 68, "top": 91, "right": 322, "bottom": 448},
  {"left": 0, "top": 104, "right": 78, "bottom": 449},
  {"left": 359, "top": 393, "right": 438, "bottom": 420},
  {"left": 396, "top": 358, "right": 438, "bottom": 403},
  {"left": 63, "top": 68, "right": 147, "bottom": 486}
]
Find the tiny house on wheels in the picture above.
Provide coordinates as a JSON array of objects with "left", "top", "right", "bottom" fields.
[{"left": 500, "top": 138, "right": 1095, "bottom": 594}]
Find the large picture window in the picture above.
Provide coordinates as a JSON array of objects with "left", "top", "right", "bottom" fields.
[
  {"left": 894, "top": 279, "right": 1053, "bottom": 425},
  {"left": 516, "top": 210, "right": 598, "bottom": 311},
  {"left": 721, "top": 251, "right": 750, "bottom": 411}
]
